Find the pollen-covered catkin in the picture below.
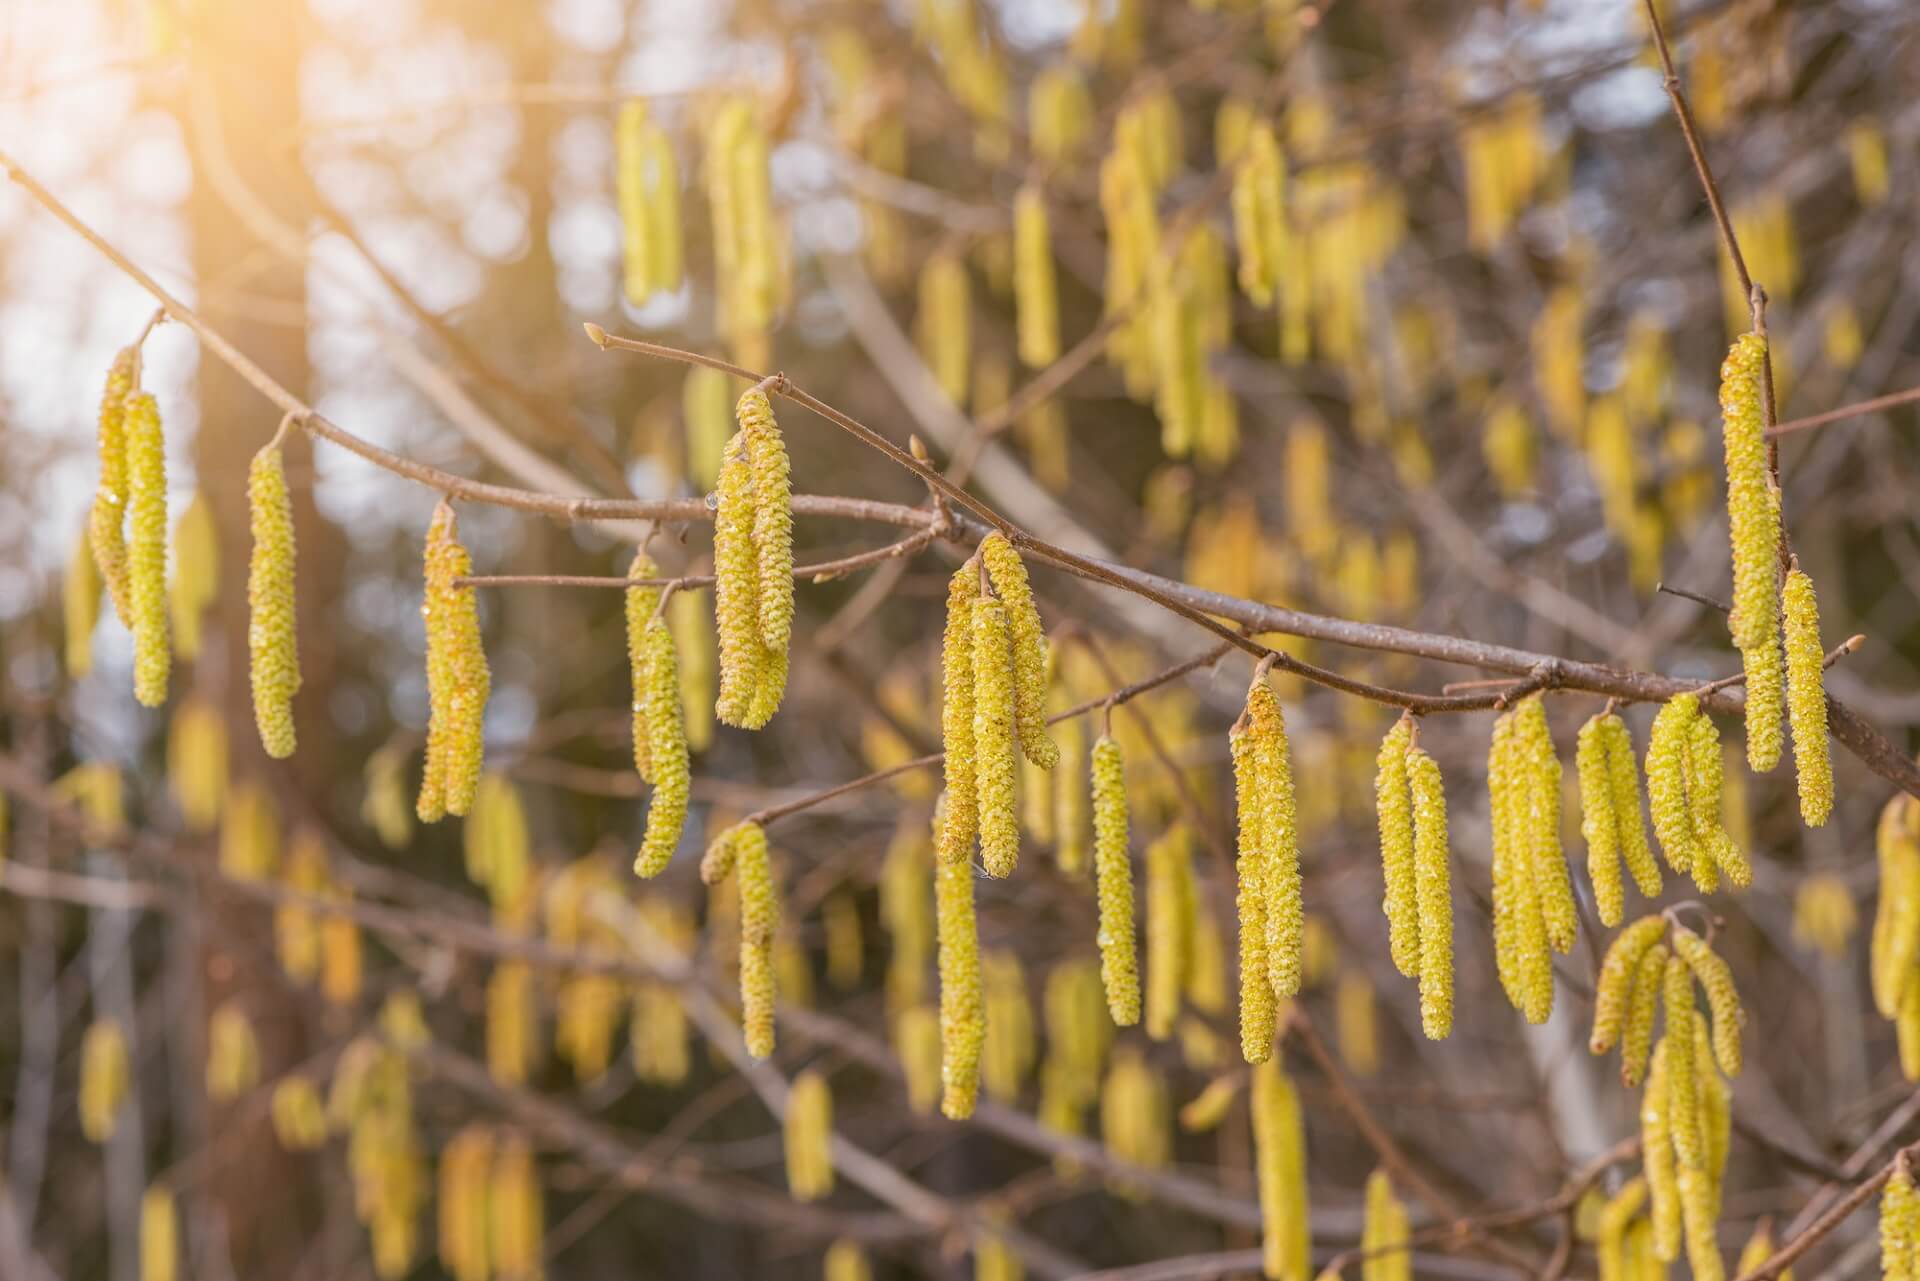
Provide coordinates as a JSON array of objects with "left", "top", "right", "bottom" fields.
[
  {"left": 1664, "top": 954, "right": 1704, "bottom": 1171},
  {"left": 713, "top": 427, "right": 763, "bottom": 727},
  {"left": 206, "top": 1001, "right": 260, "bottom": 1101},
  {"left": 1144, "top": 824, "right": 1195, "bottom": 1041},
  {"left": 170, "top": 493, "right": 217, "bottom": 661},
  {"left": 1883, "top": 1159, "right": 1918, "bottom": 1281},
  {"left": 1643, "top": 1040, "right": 1682, "bottom": 1261},
  {"left": 1597, "top": 1178, "right": 1647, "bottom": 1281},
  {"left": 940, "top": 561, "right": 981, "bottom": 865},
  {"left": 1743, "top": 629, "right": 1787, "bottom": 776},
  {"left": 1234, "top": 726, "right": 1276, "bottom": 1063},
  {"left": 417, "top": 502, "right": 489, "bottom": 821},
  {"left": 1250, "top": 1058, "right": 1310, "bottom": 1281},
  {"left": 1622, "top": 941, "right": 1668, "bottom": 1088},
  {"left": 91, "top": 348, "right": 136, "bottom": 623},
  {"left": 1579, "top": 713, "right": 1624, "bottom": 925},
  {"left": 1720, "top": 333, "right": 1778, "bottom": 651},
  {"left": 825, "top": 1239, "right": 872, "bottom": 1281},
  {"left": 733, "top": 822, "right": 780, "bottom": 1059},
  {"left": 1591, "top": 915, "right": 1667, "bottom": 1055},
  {"left": 1648, "top": 695, "right": 1701, "bottom": 876},
  {"left": 784, "top": 1070, "right": 835, "bottom": 1201},
  {"left": 1687, "top": 706, "right": 1749, "bottom": 888},
  {"left": 1248, "top": 679, "right": 1304, "bottom": 1000},
  {"left": 625, "top": 551, "right": 662, "bottom": 781},
  {"left": 1014, "top": 184, "right": 1060, "bottom": 368},
  {"left": 917, "top": 251, "right": 972, "bottom": 408},
  {"left": 738, "top": 389, "right": 794, "bottom": 657},
  {"left": 980, "top": 534, "right": 1059, "bottom": 769},
  {"left": 1514, "top": 697, "right": 1576, "bottom": 952},
  {"left": 247, "top": 445, "right": 299, "bottom": 758},
  {"left": 1407, "top": 745, "right": 1454, "bottom": 1039},
  {"left": 141, "top": 1185, "right": 177, "bottom": 1281},
  {"left": 1490, "top": 710, "right": 1553, "bottom": 1024},
  {"left": 1092, "top": 734, "right": 1141, "bottom": 1026},
  {"left": 634, "top": 616, "right": 689, "bottom": 878},
  {"left": 65, "top": 516, "right": 102, "bottom": 677},
  {"left": 167, "top": 695, "right": 228, "bottom": 833},
  {"left": 935, "top": 849, "right": 984, "bottom": 1119},
  {"left": 1670, "top": 925, "right": 1743, "bottom": 1077},
  {"left": 1607, "top": 715, "right": 1664, "bottom": 899},
  {"left": 490, "top": 1133, "right": 544, "bottom": 1281},
  {"left": 124, "top": 390, "right": 170, "bottom": 706},
  {"left": 1362, "top": 1169, "right": 1410, "bottom": 1281},
  {"left": 1374, "top": 718, "right": 1420, "bottom": 978},
  {"left": 1782, "top": 566, "right": 1833, "bottom": 826},
  {"left": 972, "top": 596, "right": 1021, "bottom": 878}
]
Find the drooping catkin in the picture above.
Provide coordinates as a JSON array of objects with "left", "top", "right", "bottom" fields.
[
  {"left": 917, "top": 251, "right": 972, "bottom": 407},
  {"left": 91, "top": 348, "right": 136, "bottom": 623},
  {"left": 1233, "top": 726, "right": 1276, "bottom": 1063},
  {"left": 1230, "top": 121, "right": 1288, "bottom": 308},
  {"left": 1670, "top": 925, "right": 1743, "bottom": 1078},
  {"left": 1145, "top": 824, "right": 1195, "bottom": 1041},
  {"left": 1591, "top": 915, "right": 1667, "bottom": 1055},
  {"left": 1643, "top": 1040, "right": 1682, "bottom": 1261},
  {"left": 1251, "top": 1058, "right": 1310, "bottom": 1281},
  {"left": 1490, "top": 709, "right": 1552, "bottom": 1024},
  {"left": 972, "top": 596, "right": 1021, "bottom": 877},
  {"left": 248, "top": 445, "right": 300, "bottom": 757},
  {"left": 1622, "top": 941, "right": 1669, "bottom": 1088},
  {"left": 1362, "top": 1169, "right": 1410, "bottom": 1281},
  {"left": 270, "top": 1075, "right": 326, "bottom": 1149},
  {"left": 170, "top": 492, "right": 218, "bottom": 661},
  {"left": 1514, "top": 697, "right": 1577, "bottom": 952},
  {"left": 667, "top": 586, "right": 715, "bottom": 755},
  {"left": 712, "top": 427, "right": 763, "bottom": 727},
  {"left": 980, "top": 534, "right": 1059, "bottom": 770},
  {"left": 1014, "top": 185, "right": 1060, "bottom": 368},
  {"left": 625, "top": 551, "right": 662, "bottom": 781},
  {"left": 734, "top": 822, "right": 779, "bottom": 1059},
  {"left": 1248, "top": 678, "right": 1304, "bottom": 1000},
  {"left": 1688, "top": 705, "right": 1749, "bottom": 888},
  {"left": 1407, "top": 744, "right": 1454, "bottom": 1039},
  {"left": 1782, "top": 566, "right": 1833, "bottom": 826},
  {"left": 206, "top": 1001, "right": 260, "bottom": 1101},
  {"left": 490, "top": 1133, "right": 544, "bottom": 1281},
  {"left": 438, "top": 1125, "right": 493, "bottom": 1281},
  {"left": 935, "top": 846, "right": 985, "bottom": 1119},
  {"left": 1578, "top": 713, "right": 1624, "bottom": 925},
  {"left": 1648, "top": 695, "right": 1699, "bottom": 876},
  {"left": 1101, "top": 1048, "right": 1170, "bottom": 1172},
  {"left": 1663, "top": 954, "right": 1704, "bottom": 1172},
  {"left": 124, "top": 389, "right": 170, "bottom": 706},
  {"left": 417, "top": 502, "right": 489, "bottom": 821},
  {"left": 221, "top": 780, "right": 281, "bottom": 883},
  {"left": 1884, "top": 1159, "right": 1918, "bottom": 1281},
  {"left": 738, "top": 389, "right": 794, "bottom": 655},
  {"left": 1874, "top": 797, "right": 1920, "bottom": 1019},
  {"left": 1720, "top": 333, "right": 1778, "bottom": 651},
  {"left": 784, "top": 1070, "right": 835, "bottom": 1201},
  {"left": 65, "top": 515, "right": 102, "bottom": 677},
  {"left": 616, "top": 100, "right": 684, "bottom": 304},
  {"left": 1091, "top": 734, "right": 1140, "bottom": 1026},
  {"left": 1374, "top": 718, "right": 1420, "bottom": 977},
  {"left": 141, "top": 1185, "right": 178, "bottom": 1281},
  {"left": 166, "top": 694, "right": 227, "bottom": 833},
  {"left": 1597, "top": 1178, "right": 1648, "bottom": 1281},
  {"left": 631, "top": 616, "right": 689, "bottom": 878},
  {"left": 940, "top": 560, "right": 982, "bottom": 866},
  {"left": 1608, "top": 714, "right": 1665, "bottom": 900},
  {"left": 80, "top": 1018, "right": 129, "bottom": 1142},
  {"left": 825, "top": 1239, "right": 872, "bottom": 1281},
  {"left": 983, "top": 951, "right": 1036, "bottom": 1102}
]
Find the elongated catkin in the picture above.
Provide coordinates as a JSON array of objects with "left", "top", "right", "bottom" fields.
[
  {"left": 1407, "top": 745, "right": 1453, "bottom": 1039},
  {"left": 124, "top": 390, "right": 169, "bottom": 707},
  {"left": 91, "top": 349, "right": 136, "bottom": 623},
  {"left": 713, "top": 428, "right": 763, "bottom": 726},
  {"left": 1607, "top": 715, "right": 1664, "bottom": 899},
  {"left": 1664, "top": 954, "right": 1704, "bottom": 1171},
  {"left": 1578, "top": 713, "right": 1624, "bottom": 925},
  {"left": 170, "top": 493, "right": 217, "bottom": 661},
  {"left": 1622, "top": 940, "right": 1669, "bottom": 1088},
  {"left": 1782, "top": 566, "right": 1833, "bottom": 826},
  {"left": 936, "top": 848, "right": 984, "bottom": 1119},
  {"left": 248, "top": 446, "right": 299, "bottom": 758},
  {"left": 417, "top": 502, "right": 489, "bottom": 821},
  {"left": 1144, "top": 824, "right": 1194, "bottom": 1041},
  {"left": 784, "top": 1071, "right": 835, "bottom": 1201},
  {"left": 1092, "top": 734, "right": 1140, "bottom": 1025},
  {"left": 972, "top": 596, "right": 1020, "bottom": 878},
  {"left": 1014, "top": 184, "right": 1060, "bottom": 368},
  {"left": 940, "top": 560, "right": 982, "bottom": 866},
  {"left": 65, "top": 516, "right": 102, "bottom": 677},
  {"left": 1233, "top": 724, "right": 1276, "bottom": 1063},
  {"left": 1720, "top": 333, "right": 1777, "bottom": 653},
  {"left": 735, "top": 822, "right": 779, "bottom": 1058},
  {"left": 1671, "top": 925, "right": 1744, "bottom": 1077},
  {"left": 1490, "top": 710, "right": 1552, "bottom": 1023},
  {"left": 1374, "top": 718, "right": 1420, "bottom": 977},
  {"left": 625, "top": 550, "right": 662, "bottom": 781},
  {"left": 1514, "top": 697, "right": 1576, "bottom": 953},
  {"left": 1591, "top": 915, "right": 1667, "bottom": 1055},
  {"left": 1250, "top": 1058, "right": 1309, "bottom": 1281},
  {"left": 1247, "top": 678, "right": 1303, "bottom": 1000},
  {"left": 980, "top": 534, "right": 1059, "bottom": 769},
  {"left": 634, "top": 616, "right": 689, "bottom": 877}
]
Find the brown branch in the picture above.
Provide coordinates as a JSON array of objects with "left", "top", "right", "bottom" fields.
[
  {"left": 1770, "top": 384, "right": 1920, "bottom": 438},
  {"left": 459, "top": 529, "right": 942, "bottom": 591},
  {"left": 1640, "top": 0, "right": 1750, "bottom": 295},
  {"left": 1735, "top": 1143, "right": 1920, "bottom": 1281}
]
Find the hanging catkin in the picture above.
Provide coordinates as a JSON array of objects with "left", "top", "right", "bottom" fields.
[
  {"left": 1719, "top": 332, "right": 1787, "bottom": 773},
  {"left": 825, "top": 1239, "right": 872, "bottom": 1281},
  {"left": 1782, "top": 565, "right": 1833, "bottom": 826},
  {"left": 1014, "top": 185, "right": 1060, "bottom": 368},
  {"left": 1489, "top": 709, "right": 1552, "bottom": 1024},
  {"left": 1621, "top": 939, "right": 1669, "bottom": 1088},
  {"left": 1513, "top": 697, "right": 1577, "bottom": 952},
  {"left": 917, "top": 251, "right": 973, "bottom": 408},
  {"left": 668, "top": 586, "right": 715, "bottom": 754},
  {"left": 1144, "top": 824, "right": 1195, "bottom": 1041},
  {"left": 206, "top": 1001, "right": 260, "bottom": 1100},
  {"left": 166, "top": 695, "right": 227, "bottom": 833},
  {"left": 1884, "top": 1157, "right": 1918, "bottom": 1281},
  {"left": 1407, "top": 743, "right": 1454, "bottom": 1040},
  {"left": 1663, "top": 953, "right": 1704, "bottom": 1172},
  {"left": 625, "top": 550, "right": 662, "bottom": 781},
  {"left": 616, "top": 100, "right": 684, "bottom": 304},
  {"left": 1375, "top": 718, "right": 1420, "bottom": 977},
  {"left": 1591, "top": 915, "right": 1668, "bottom": 1056},
  {"left": 65, "top": 516, "right": 102, "bottom": 677},
  {"left": 1577, "top": 713, "right": 1624, "bottom": 924},
  {"left": 634, "top": 615, "right": 689, "bottom": 878},
  {"left": 417, "top": 501, "right": 489, "bottom": 821},
  {"left": 1671, "top": 925, "right": 1744, "bottom": 1077},
  {"left": 248, "top": 445, "right": 300, "bottom": 758},
  {"left": 972, "top": 595, "right": 1021, "bottom": 877},
  {"left": 79, "top": 1018, "right": 128, "bottom": 1142},
  {"left": 1250, "top": 1058, "right": 1310, "bottom": 1281},
  {"left": 983, "top": 951, "right": 1036, "bottom": 1102},
  {"left": 1233, "top": 724, "right": 1276, "bottom": 1063},
  {"left": 1091, "top": 734, "right": 1140, "bottom": 1025},
  {"left": 713, "top": 389, "right": 792, "bottom": 729},
  {"left": 1643, "top": 1040, "right": 1682, "bottom": 1260},
  {"left": 170, "top": 493, "right": 218, "bottom": 661},
  {"left": 736, "top": 823, "right": 779, "bottom": 1058},
  {"left": 1247, "top": 677, "right": 1304, "bottom": 1001},
  {"left": 935, "top": 843, "right": 984, "bottom": 1119},
  {"left": 980, "top": 534, "right": 1059, "bottom": 769},
  {"left": 490, "top": 1134, "right": 544, "bottom": 1281},
  {"left": 713, "top": 423, "right": 763, "bottom": 725},
  {"left": 124, "top": 388, "right": 169, "bottom": 707},
  {"left": 270, "top": 1076, "right": 326, "bottom": 1150},
  {"left": 784, "top": 1070, "right": 835, "bottom": 1201},
  {"left": 940, "top": 560, "right": 981, "bottom": 866},
  {"left": 91, "top": 348, "right": 136, "bottom": 623},
  {"left": 1361, "top": 1169, "right": 1410, "bottom": 1281},
  {"left": 438, "top": 1126, "right": 493, "bottom": 1281},
  {"left": 141, "top": 1185, "right": 178, "bottom": 1281}
]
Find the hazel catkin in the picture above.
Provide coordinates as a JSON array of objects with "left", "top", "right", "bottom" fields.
[
  {"left": 1250, "top": 1058, "right": 1310, "bottom": 1281},
  {"left": 1233, "top": 725, "right": 1276, "bottom": 1063},
  {"left": 1406, "top": 744, "right": 1454, "bottom": 1040},
  {"left": 124, "top": 389, "right": 170, "bottom": 707},
  {"left": 713, "top": 425, "right": 764, "bottom": 726},
  {"left": 90, "top": 348, "right": 136, "bottom": 624},
  {"left": 1091, "top": 734, "right": 1141, "bottom": 1026},
  {"left": 784, "top": 1070, "right": 835, "bottom": 1201},
  {"left": 1247, "top": 678, "right": 1304, "bottom": 1001},
  {"left": 1591, "top": 915, "right": 1667, "bottom": 1056},
  {"left": 1578, "top": 713, "right": 1624, "bottom": 925},
  {"left": 1720, "top": 333, "right": 1778, "bottom": 654},
  {"left": 247, "top": 445, "right": 300, "bottom": 758},
  {"left": 1513, "top": 697, "right": 1576, "bottom": 953},
  {"left": 65, "top": 515, "right": 102, "bottom": 677},
  {"left": 1144, "top": 824, "right": 1195, "bottom": 1042},
  {"left": 625, "top": 550, "right": 662, "bottom": 782},
  {"left": 1014, "top": 184, "right": 1060, "bottom": 368},
  {"left": 1374, "top": 718, "right": 1420, "bottom": 978},
  {"left": 1621, "top": 940, "right": 1668, "bottom": 1089},
  {"left": 935, "top": 846, "right": 985, "bottom": 1119},
  {"left": 1663, "top": 954, "right": 1704, "bottom": 1171},
  {"left": 1670, "top": 925, "right": 1744, "bottom": 1078},
  {"left": 634, "top": 615, "right": 689, "bottom": 878},
  {"left": 79, "top": 1018, "right": 129, "bottom": 1142},
  {"left": 1782, "top": 566, "right": 1833, "bottom": 826},
  {"left": 417, "top": 502, "right": 489, "bottom": 821},
  {"left": 733, "top": 822, "right": 779, "bottom": 1059},
  {"left": 170, "top": 492, "right": 218, "bottom": 662},
  {"left": 972, "top": 595, "right": 1021, "bottom": 878},
  {"left": 979, "top": 533, "right": 1059, "bottom": 770},
  {"left": 940, "top": 560, "right": 982, "bottom": 866}
]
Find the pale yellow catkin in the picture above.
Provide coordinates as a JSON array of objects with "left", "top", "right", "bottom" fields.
[
  {"left": 206, "top": 1000, "right": 260, "bottom": 1101},
  {"left": 1092, "top": 734, "right": 1141, "bottom": 1026},
  {"left": 1621, "top": 941, "right": 1668, "bottom": 1089},
  {"left": 1233, "top": 725, "right": 1276, "bottom": 1063},
  {"left": 1883, "top": 1161, "right": 1918, "bottom": 1281},
  {"left": 1590, "top": 915, "right": 1667, "bottom": 1056},
  {"left": 713, "top": 426, "right": 764, "bottom": 727},
  {"left": 973, "top": 596, "right": 1021, "bottom": 878},
  {"left": 1248, "top": 679, "right": 1304, "bottom": 1000},
  {"left": 1514, "top": 697, "right": 1576, "bottom": 953},
  {"left": 625, "top": 551, "right": 662, "bottom": 782},
  {"left": 169, "top": 492, "right": 217, "bottom": 662},
  {"left": 1643, "top": 1040, "right": 1682, "bottom": 1261},
  {"left": 784, "top": 1070, "right": 835, "bottom": 1201},
  {"left": 91, "top": 348, "right": 136, "bottom": 624},
  {"left": 141, "top": 1185, "right": 178, "bottom": 1281},
  {"left": 1374, "top": 719, "right": 1420, "bottom": 978},
  {"left": 166, "top": 694, "right": 227, "bottom": 833},
  {"left": 1663, "top": 955, "right": 1704, "bottom": 1172},
  {"left": 1144, "top": 824, "right": 1195, "bottom": 1042},
  {"left": 1670, "top": 925, "right": 1744, "bottom": 1078},
  {"left": 490, "top": 1133, "right": 545, "bottom": 1281},
  {"left": 734, "top": 822, "right": 779, "bottom": 1058},
  {"left": 635, "top": 616, "right": 689, "bottom": 878},
  {"left": 270, "top": 1075, "right": 327, "bottom": 1150},
  {"left": 1578, "top": 713, "right": 1624, "bottom": 925},
  {"left": 79, "top": 1018, "right": 129, "bottom": 1142},
  {"left": 418, "top": 502, "right": 489, "bottom": 821},
  {"left": 1720, "top": 333, "right": 1777, "bottom": 654},
  {"left": 980, "top": 534, "right": 1059, "bottom": 769},
  {"left": 1014, "top": 184, "right": 1060, "bottom": 368},
  {"left": 1361, "top": 1169, "right": 1410, "bottom": 1281},
  {"left": 1607, "top": 714, "right": 1664, "bottom": 900},
  {"left": 917, "top": 251, "right": 973, "bottom": 408},
  {"left": 1490, "top": 709, "right": 1552, "bottom": 1024},
  {"left": 983, "top": 951, "right": 1036, "bottom": 1102},
  {"left": 1251, "top": 1058, "right": 1310, "bottom": 1281},
  {"left": 935, "top": 847, "right": 984, "bottom": 1119},
  {"left": 1407, "top": 745, "right": 1454, "bottom": 1040},
  {"left": 668, "top": 586, "right": 715, "bottom": 754},
  {"left": 248, "top": 445, "right": 300, "bottom": 758},
  {"left": 124, "top": 390, "right": 170, "bottom": 707},
  {"left": 1782, "top": 566, "right": 1833, "bottom": 826},
  {"left": 825, "top": 1239, "right": 872, "bottom": 1281},
  {"left": 438, "top": 1125, "right": 493, "bottom": 1281},
  {"left": 65, "top": 515, "right": 102, "bottom": 677},
  {"left": 940, "top": 560, "right": 982, "bottom": 866}
]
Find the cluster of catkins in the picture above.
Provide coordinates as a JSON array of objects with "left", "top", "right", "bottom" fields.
[
  {"left": 703, "top": 820, "right": 779, "bottom": 1058},
  {"left": 615, "top": 99, "right": 684, "bottom": 306},
  {"left": 1371, "top": 716, "right": 1454, "bottom": 1040},
  {"left": 714, "top": 387, "right": 794, "bottom": 730},
  {"left": 83, "top": 347, "right": 170, "bottom": 706},
  {"left": 1232, "top": 670, "right": 1304, "bottom": 1062},
  {"left": 1718, "top": 333, "right": 1833, "bottom": 826},
  {"left": 1487, "top": 696, "right": 1579, "bottom": 1024},
  {"left": 1647, "top": 693, "right": 1749, "bottom": 893},
  {"left": 1592, "top": 916, "right": 1745, "bottom": 1281},
  {"left": 624, "top": 552, "right": 691, "bottom": 876},
  {"left": 437, "top": 1125, "right": 545, "bottom": 1281}
]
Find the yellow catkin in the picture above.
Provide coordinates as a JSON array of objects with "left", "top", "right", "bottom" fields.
[
  {"left": 362, "top": 745, "right": 413, "bottom": 851},
  {"left": 784, "top": 1070, "right": 835, "bottom": 1201},
  {"left": 1874, "top": 797, "right": 1920, "bottom": 1018},
  {"left": 1091, "top": 735, "right": 1141, "bottom": 1026},
  {"left": 1054, "top": 711, "right": 1091, "bottom": 876},
  {"left": 823, "top": 890, "right": 863, "bottom": 991},
  {"left": 825, "top": 1238, "right": 872, "bottom": 1281},
  {"left": 1337, "top": 971, "right": 1381, "bottom": 1078},
  {"left": 1407, "top": 745, "right": 1454, "bottom": 1039},
  {"left": 80, "top": 1018, "right": 129, "bottom": 1142},
  {"left": 465, "top": 774, "right": 530, "bottom": 910},
  {"left": 206, "top": 1001, "right": 260, "bottom": 1101},
  {"left": 625, "top": 551, "right": 662, "bottom": 781},
  {"left": 616, "top": 100, "right": 683, "bottom": 304},
  {"left": 90, "top": 348, "right": 136, "bottom": 623},
  {"left": 729, "top": 822, "right": 779, "bottom": 1059},
  {"left": 319, "top": 894, "right": 363, "bottom": 1007},
  {"left": 1663, "top": 956, "right": 1704, "bottom": 1172},
  {"left": 166, "top": 694, "right": 228, "bottom": 833},
  {"left": 940, "top": 560, "right": 982, "bottom": 866},
  {"left": 1233, "top": 725, "right": 1276, "bottom": 1063},
  {"left": 980, "top": 534, "right": 1059, "bottom": 770},
  {"left": 1490, "top": 710, "right": 1553, "bottom": 1024},
  {"left": 634, "top": 616, "right": 689, "bottom": 878},
  {"left": 1179, "top": 1075, "right": 1241, "bottom": 1132},
  {"left": 418, "top": 502, "right": 489, "bottom": 821},
  {"left": 1670, "top": 925, "right": 1743, "bottom": 1078},
  {"left": 1677, "top": 1162, "right": 1723, "bottom": 1281},
  {"left": 1736, "top": 1221, "right": 1783, "bottom": 1281},
  {"left": 1362, "top": 1169, "right": 1410, "bottom": 1281},
  {"left": 1579, "top": 713, "right": 1625, "bottom": 925},
  {"left": 124, "top": 390, "right": 170, "bottom": 706},
  {"left": 1592, "top": 915, "right": 1668, "bottom": 1054},
  {"left": 739, "top": 389, "right": 794, "bottom": 658},
  {"left": 1607, "top": 715, "right": 1664, "bottom": 900},
  {"left": 1251, "top": 1058, "right": 1310, "bottom": 1281},
  {"left": 247, "top": 445, "right": 300, "bottom": 757},
  {"left": 1101, "top": 1048, "right": 1170, "bottom": 1172},
  {"left": 490, "top": 1133, "right": 544, "bottom": 1281},
  {"left": 713, "top": 426, "right": 763, "bottom": 726},
  {"left": 917, "top": 251, "right": 972, "bottom": 407},
  {"left": 935, "top": 848, "right": 984, "bottom": 1119},
  {"left": 1687, "top": 707, "right": 1749, "bottom": 888},
  {"left": 141, "top": 1185, "right": 178, "bottom": 1281},
  {"left": 665, "top": 586, "right": 714, "bottom": 755},
  {"left": 221, "top": 780, "right": 281, "bottom": 883},
  {"left": 895, "top": 1005, "right": 943, "bottom": 1115},
  {"left": 65, "top": 515, "right": 103, "bottom": 677},
  {"left": 1644, "top": 1040, "right": 1682, "bottom": 1261},
  {"left": 1375, "top": 719, "right": 1420, "bottom": 977},
  {"left": 437, "top": 1125, "right": 492, "bottom": 1281},
  {"left": 1598, "top": 1179, "right": 1648, "bottom": 1281},
  {"left": 1249, "top": 679, "right": 1304, "bottom": 1000},
  {"left": 1515, "top": 697, "right": 1577, "bottom": 952},
  {"left": 1622, "top": 941, "right": 1669, "bottom": 1088},
  {"left": 1884, "top": 1162, "right": 1917, "bottom": 1281},
  {"left": 1144, "top": 825, "right": 1195, "bottom": 1041},
  {"left": 170, "top": 492, "right": 218, "bottom": 661},
  {"left": 983, "top": 951, "right": 1036, "bottom": 1102},
  {"left": 278, "top": 828, "right": 328, "bottom": 984},
  {"left": 1782, "top": 566, "right": 1833, "bottom": 826},
  {"left": 1720, "top": 333, "right": 1778, "bottom": 653},
  {"left": 683, "top": 366, "right": 732, "bottom": 492},
  {"left": 1014, "top": 185, "right": 1060, "bottom": 368},
  {"left": 270, "top": 1075, "right": 327, "bottom": 1149},
  {"left": 1793, "top": 873, "right": 1857, "bottom": 959},
  {"left": 1648, "top": 695, "right": 1701, "bottom": 876},
  {"left": 972, "top": 596, "right": 1021, "bottom": 877},
  {"left": 975, "top": 1229, "right": 1024, "bottom": 1281},
  {"left": 486, "top": 962, "right": 537, "bottom": 1085}
]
